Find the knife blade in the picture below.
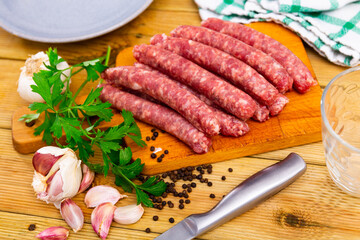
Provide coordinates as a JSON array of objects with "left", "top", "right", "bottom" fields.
[{"left": 154, "top": 153, "right": 306, "bottom": 240}]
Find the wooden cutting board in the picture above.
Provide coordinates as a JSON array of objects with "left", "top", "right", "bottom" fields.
[{"left": 12, "top": 22, "right": 322, "bottom": 175}]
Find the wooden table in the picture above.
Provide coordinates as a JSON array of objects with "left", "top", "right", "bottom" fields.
[{"left": 1, "top": 0, "right": 359, "bottom": 239}]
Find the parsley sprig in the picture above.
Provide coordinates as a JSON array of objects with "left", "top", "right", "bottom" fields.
[{"left": 20, "top": 48, "right": 166, "bottom": 207}]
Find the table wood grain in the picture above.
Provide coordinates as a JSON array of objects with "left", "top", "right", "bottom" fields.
[{"left": 0, "top": 0, "right": 359, "bottom": 239}]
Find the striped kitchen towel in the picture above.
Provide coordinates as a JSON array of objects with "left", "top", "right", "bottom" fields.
[{"left": 194, "top": 0, "right": 360, "bottom": 67}]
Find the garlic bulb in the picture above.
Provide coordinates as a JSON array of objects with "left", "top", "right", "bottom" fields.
[
  {"left": 32, "top": 146, "right": 82, "bottom": 209},
  {"left": 18, "top": 51, "right": 70, "bottom": 103}
]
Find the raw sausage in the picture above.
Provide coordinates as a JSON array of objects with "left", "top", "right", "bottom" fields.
[
  {"left": 134, "top": 63, "right": 250, "bottom": 136},
  {"left": 102, "top": 66, "right": 220, "bottom": 136},
  {"left": 133, "top": 44, "right": 257, "bottom": 121},
  {"left": 171, "top": 25, "right": 292, "bottom": 93},
  {"left": 151, "top": 34, "right": 288, "bottom": 116},
  {"left": 99, "top": 84, "right": 211, "bottom": 153},
  {"left": 202, "top": 18, "right": 317, "bottom": 93}
]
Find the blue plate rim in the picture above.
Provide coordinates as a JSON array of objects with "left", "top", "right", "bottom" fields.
[{"left": 0, "top": 0, "right": 153, "bottom": 43}]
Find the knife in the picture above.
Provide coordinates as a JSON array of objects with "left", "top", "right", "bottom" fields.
[{"left": 154, "top": 152, "right": 307, "bottom": 240}]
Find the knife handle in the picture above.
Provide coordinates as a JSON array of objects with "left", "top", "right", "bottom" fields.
[{"left": 187, "top": 153, "right": 306, "bottom": 236}]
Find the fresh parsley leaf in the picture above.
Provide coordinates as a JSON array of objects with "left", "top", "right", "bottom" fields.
[{"left": 19, "top": 113, "right": 40, "bottom": 123}]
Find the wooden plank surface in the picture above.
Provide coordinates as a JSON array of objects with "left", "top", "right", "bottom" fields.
[{"left": 0, "top": 0, "right": 358, "bottom": 239}]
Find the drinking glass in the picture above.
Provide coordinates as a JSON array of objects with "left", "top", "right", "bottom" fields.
[{"left": 321, "top": 66, "right": 360, "bottom": 197}]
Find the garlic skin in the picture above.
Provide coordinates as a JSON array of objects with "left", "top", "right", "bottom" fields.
[
  {"left": 60, "top": 198, "right": 84, "bottom": 233},
  {"left": 33, "top": 146, "right": 68, "bottom": 176},
  {"left": 78, "top": 164, "right": 95, "bottom": 194},
  {"left": 18, "top": 51, "right": 70, "bottom": 103},
  {"left": 32, "top": 146, "right": 82, "bottom": 209},
  {"left": 84, "top": 185, "right": 126, "bottom": 208},
  {"left": 36, "top": 226, "right": 69, "bottom": 240},
  {"left": 114, "top": 204, "right": 144, "bottom": 225},
  {"left": 91, "top": 202, "right": 116, "bottom": 240}
]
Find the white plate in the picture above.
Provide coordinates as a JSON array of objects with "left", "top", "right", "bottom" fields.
[{"left": 0, "top": 0, "right": 153, "bottom": 43}]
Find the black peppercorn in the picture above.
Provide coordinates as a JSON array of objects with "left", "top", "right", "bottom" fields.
[
  {"left": 153, "top": 132, "right": 159, "bottom": 137},
  {"left": 151, "top": 128, "right": 156, "bottom": 132},
  {"left": 157, "top": 157, "right": 162, "bottom": 162},
  {"left": 191, "top": 182, "right": 196, "bottom": 188},
  {"left": 28, "top": 224, "right": 36, "bottom": 231},
  {"left": 185, "top": 199, "right": 190, "bottom": 204},
  {"left": 164, "top": 150, "right": 169, "bottom": 154},
  {"left": 221, "top": 176, "right": 226, "bottom": 181},
  {"left": 160, "top": 154, "right": 165, "bottom": 158},
  {"left": 145, "top": 228, "right": 151, "bottom": 233},
  {"left": 151, "top": 153, "right": 157, "bottom": 159},
  {"left": 169, "top": 218, "right": 175, "bottom": 223},
  {"left": 228, "top": 168, "right": 233, "bottom": 172},
  {"left": 210, "top": 193, "right": 215, "bottom": 198},
  {"left": 146, "top": 136, "right": 151, "bottom": 141},
  {"left": 153, "top": 216, "right": 159, "bottom": 221},
  {"left": 179, "top": 199, "right": 184, "bottom": 204},
  {"left": 179, "top": 204, "right": 184, "bottom": 209},
  {"left": 150, "top": 146, "right": 155, "bottom": 151},
  {"left": 207, "top": 182, "right": 213, "bottom": 187},
  {"left": 151, "top": 136, "right": 156, "bottom": 140}
]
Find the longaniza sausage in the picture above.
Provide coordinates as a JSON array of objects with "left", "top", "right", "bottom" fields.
[
  {"left": 202, "top": 18, "right": 317, "bottom": 93},
  {"left": 99, "top": 84, "right": 212, "bottom": 153},
  {"left": 102, "top": 66, "right": 220, "bottom": 136},
  {"left": 171, "top": 25, "right": 293, "bottom": 93},
  {"left": 132, "top": 44, "right": 257, "bottom": 121}
]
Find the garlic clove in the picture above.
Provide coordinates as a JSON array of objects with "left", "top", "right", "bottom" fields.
[
  {"left": 60, "top": 198, "right": 84, "bottom": 233},
  {"left": 84, "top": 185, "right": 126, "bottom": 208},
  {"left": 78, "top": 164, "right": 95, "bottom": 194},
  {"left": 114, "top": 204, "right": 144, "bottom": 225},
  {"left": 91, "top": 202, "right": 116, "bottom": 240},
  {"left": 33, "top": 152, "right": 63, "bottom": 176},
  {"left": 36, "top": 226, "right": 69, "bottom": 240},
  {"left": 45, "top": 170, "right": 64, "bottom": 201}
]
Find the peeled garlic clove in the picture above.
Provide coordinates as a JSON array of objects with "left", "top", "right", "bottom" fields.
[
  {"left": 60, "top": 198, "right": 84, "bottom": 233},
  {"left": 84, "top": 185, "right": 126, "bottom": 208},
  {"left": 91, "top": 202, "right": 116, "bottom": 240},
  {"left": 36, "top": 226, "right": 69, "bottom": 240},
  {"left": 114, "top": 204, "right": 144, "bottom": 225},
  {"left": 78, "top": 164, "right": 95, "bottom": 194}
]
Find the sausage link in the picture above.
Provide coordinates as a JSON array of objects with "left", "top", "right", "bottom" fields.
[
  {"left": 151, "top": 34, "right": 288, "bottom": 116},
  {"left": 99, "top": 84, "right": 211, "bottom": 153},
  {"left": 202, "top": 18, "right": 317, "bottom": 93},
  {"left": 133, "top": 44, "right": 257, "bottom": 121},
  {"left": 171, "top": 25, "right": 292, "bottom": 93},
  {"left": 134, "top": 63, "right": 250, "bottom": 136},
  {"left": 102, "top": 66, "right": 220, "bottom": 136}
]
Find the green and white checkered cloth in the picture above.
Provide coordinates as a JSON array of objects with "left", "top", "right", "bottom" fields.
[{"left": 195, "top": 0, "right": 360, "bottom": 67}]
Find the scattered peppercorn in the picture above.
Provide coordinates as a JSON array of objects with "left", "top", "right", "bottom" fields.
[
  {"left": 164, "top": 150, "right": 169, "bottom": 154},
  {"left": 169, "top": 218, "right": 175, "bottom": 223},
  {"left": 150, "top": 146, "right": 155, "bottom": 151},
  {"left": 146, "top": 136, "right": 151, "bottom": 141},
  {"left": 207, "top": 182, "right": 213, "bottom": 187},
  {"left": 179, "top": 204, "right": 184, "bottom": 209},
  {"left": 151, "top": 128, "right": 156, "bottom": 132},
  {"left": 145, "top": 228, "right": 151, "bottom": 233},
  {"left": 160, "top": 154, "right": 165, "bottom": 158},
  {"left": 153, "top": 132, "right": 159, "bottom": 137},
  {"left": 157, "top": 157, "right": 162, "bottom": 163},
  {"left": 151, "top": 153, "right": 157, "bottom": 159},
  {"left": 185, "top": 199, "right": 190, "bottom": 204},
  {"left": 25, "top": 120, "right": 36, "bottom": 127},
  {"left": 151, "top": 136, "right": 156, "bottom": 140},
  {"left": 179, "top": 199, "right": 184, "bottom": 204},
  {"left": 191, "top": 182, "right": 196, "bottom": 188},
  {"left": 28, "top": 224, "right": 36, "bottom": 231},
  {"left": 210, "top": 193, "right": 215, "bottom": 198},
  {"left": 228, "top": 168, "right": 233, "bottom": 172},
  {"left": 221, "top": 176, "right": 226, "bottom": 181}
]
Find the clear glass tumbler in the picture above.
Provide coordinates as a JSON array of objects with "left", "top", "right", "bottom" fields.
[{"left": 321, "top": 66, "right": 360, "bottom": 197}]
